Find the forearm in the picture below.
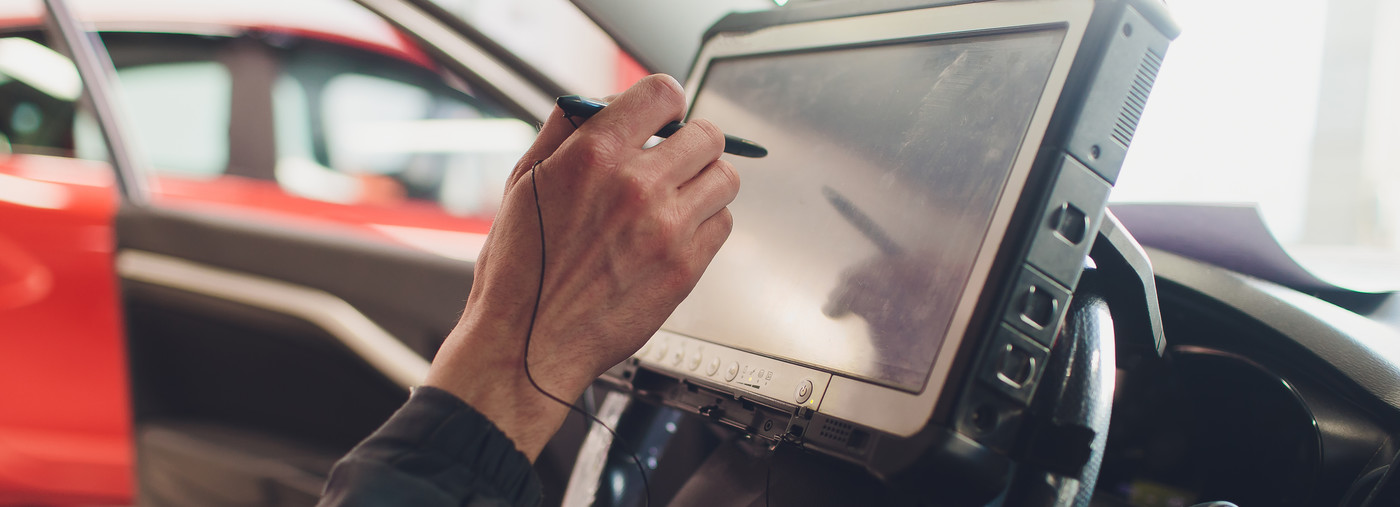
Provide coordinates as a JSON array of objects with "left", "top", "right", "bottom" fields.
[{"left": 319, "top": 386, "right": 543, "bottom": 507}]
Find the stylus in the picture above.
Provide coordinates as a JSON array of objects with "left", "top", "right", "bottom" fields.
[
  {"left": 556, "top": 95, "right": 768, "bottom": 158},
  {"left": 823, "top": 186, "right": 904, "bottom": 256}
]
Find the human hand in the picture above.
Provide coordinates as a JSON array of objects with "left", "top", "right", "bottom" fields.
[{"left": 425, "top": 75, "right": 739, "bottom": 459}]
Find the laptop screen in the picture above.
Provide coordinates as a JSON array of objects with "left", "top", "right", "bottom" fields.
[{"left": 664, "top": 28, "right": 1067, "bottom": 391}]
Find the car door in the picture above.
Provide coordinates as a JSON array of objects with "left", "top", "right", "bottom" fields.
[
  {"left": 99, "top": 9, "right": 547, "bottom": 507},
  {"left": 2, "top": 0, "right": 573, "bottom": 505},
  {"left": 0, "top": 7, "right": 133, "bottom": 504}
]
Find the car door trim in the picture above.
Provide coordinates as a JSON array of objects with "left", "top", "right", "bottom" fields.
[
  {"left": 116, "top": 249, "right": 429, "bottom": 390},
  {"left": 41, "top": 0, "right": 152, "bottom": 204}
]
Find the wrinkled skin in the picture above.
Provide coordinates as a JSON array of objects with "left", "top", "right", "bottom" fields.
[{"left": 425, "top": 75, "right": 740, "bottom": 460}]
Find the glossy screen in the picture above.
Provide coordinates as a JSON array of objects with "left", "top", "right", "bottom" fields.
[{"left": 664, "top": 29, "right": 1066, "bottom": 391}]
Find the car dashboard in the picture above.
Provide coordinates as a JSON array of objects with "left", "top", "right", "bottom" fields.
[{"left": 1092, "top": 249, "right": 1400, "bottom": 506}]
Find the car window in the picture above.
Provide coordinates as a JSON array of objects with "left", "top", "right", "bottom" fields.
[
  {"left": 1116, "top": 0, "right": 1399, "bottom": 260},
  {"left": 66, "top": 26, "right": 536, "bottom": 221},
  {"left": 310, "top": 72, "right": 530, "bottom": 215},
  {"left": 323, "top": 73, "right": 437, "bottom": 176},
  {"left": 0, "top": 36, "right": 87, "bottom": 159},
  {"left": 273, "top": 38, "right": 535, "bottom": 217},
  {"left": 97, "top": 61, "right": 230, "bottom": 178}
]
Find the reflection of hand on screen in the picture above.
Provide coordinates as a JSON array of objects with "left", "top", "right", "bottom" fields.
[{"left": 823, "top": 252, "right": 950, "bottom": 360}]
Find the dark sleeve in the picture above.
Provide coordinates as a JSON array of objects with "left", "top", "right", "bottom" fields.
[{"left": 318, "top": 385, "right": 543, "bottom": 507}]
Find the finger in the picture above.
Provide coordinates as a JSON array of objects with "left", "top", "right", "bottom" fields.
[
  {"left": 578, "top": 74, "right": 687, "bottom": 150},
  {"left": 677, "top": 158, "right": 740, "bottom": 231},
  {"left": 507, "top": 105, "right": 577, "bottom": 188},
  {"left": 691, "top": 207, "right": 734, "bottom": 266},
  {"left": 823, "top": 287, "right": 855, "bottom": 318},
  {"left": 646, "top": 118, "right": 725, "bottom": 187},
  {"left": 822, "top": 265, "right": 869, "bottom": 318}
]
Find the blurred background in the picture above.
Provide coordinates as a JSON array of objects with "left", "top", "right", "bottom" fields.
[{"left": 1114, "top": 0, "right": 1399, "bottom": 285}]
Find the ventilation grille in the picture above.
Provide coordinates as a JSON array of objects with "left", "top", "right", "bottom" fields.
[
  {"left": 1111, "top": 49, "right": 1163, "bottom": 148},
  {"left": 817, "top": 419, "right": 853, "bottom": 443}
]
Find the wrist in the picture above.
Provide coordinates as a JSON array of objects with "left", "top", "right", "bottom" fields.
[{"left": 424, "top": 306, "right": 586, "bottom": 460}]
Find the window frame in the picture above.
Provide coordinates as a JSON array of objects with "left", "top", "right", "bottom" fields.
[
  {"left": 41, "top": 0, "right": 150, "bottom": 203},
  {"left": 41, "top": 0, "right": 560, "bottom": 207}
]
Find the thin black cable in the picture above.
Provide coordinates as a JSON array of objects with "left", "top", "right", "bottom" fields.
[{"left": 524, "top": 160, "right": 651, "bottom": 506}]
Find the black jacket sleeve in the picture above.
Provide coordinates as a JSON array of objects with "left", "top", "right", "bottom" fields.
[{"left": 319, "top": 385, "right": 543, "bottom": 507}]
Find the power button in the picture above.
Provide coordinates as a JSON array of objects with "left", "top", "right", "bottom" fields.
[{"left": 795, "top": 379, "right": 814, "bottom": 403}]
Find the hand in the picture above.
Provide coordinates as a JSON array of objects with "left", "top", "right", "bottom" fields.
[{"left": 425, "top": 75, "right": 740, "bottom": 459}]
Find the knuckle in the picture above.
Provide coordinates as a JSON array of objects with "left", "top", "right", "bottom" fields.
[
  {"left": 663, "top": 250, "right": 699, "bottom": 285},
  {"left": 638, "top": 74, "right": 686, "bottom": 115},
  {"left": 711, "top": 160, "right": 740, "bottom": 196},
  {"left": 698, "top": 209, "right": 734, "bottom": 252},
  {"left": 506, "top": 159, "right": 532, "bottom": 184},
  {"left": 688, "top": 119, "right": 725, "bottom": 153},
  {"left": 574, "top": 131, "right": 624, "bottom": 168},
  {"left": 643, "top": 211, "right": 685, "bottom": 252},
  {"left": 614, "top": 172, "right": 651, "bottom": 209},
  {"left": 716, "top": 207, "right": 735, "bottom": 233},
  {"left": 676, "top": 263, "right": 701, "bottom": 286},
  {"left": 652, "top": 211, "right": 682, "bottom": 241}
]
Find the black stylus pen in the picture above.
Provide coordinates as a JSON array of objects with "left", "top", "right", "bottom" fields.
[{"left": 556, "top": 95, "right": 768, "bottom": 158}]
